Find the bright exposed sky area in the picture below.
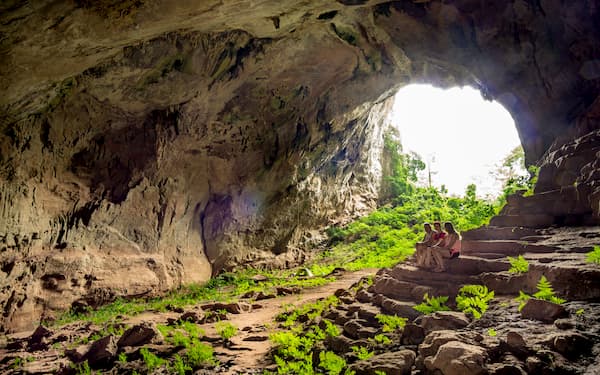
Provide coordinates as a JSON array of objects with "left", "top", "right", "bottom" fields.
[{"left": 391, "top": 84, "right": 521, "bottom": 198}]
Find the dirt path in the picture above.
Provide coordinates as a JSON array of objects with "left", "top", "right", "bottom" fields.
[{"left": 126, "top": 268, "right": 378, "bottom": 373}]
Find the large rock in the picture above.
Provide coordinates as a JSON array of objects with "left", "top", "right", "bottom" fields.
[
  {"left": 117, "top": 322, "right": 161, "bottom": 348},
  {"left": 419, "top": 311, "right": 470, "bottom": 333},
  {"left": 349, "top": 350, "right": 415, "bottom": 375},
  {"left": 83, "top": 335, "right": 118, "bottom": 368},
  {"left": 423, "top": 341, "right": 488, "bottom": 375},
  {"left": 520, "top": 299, "right": 568, "bottom": 323}
]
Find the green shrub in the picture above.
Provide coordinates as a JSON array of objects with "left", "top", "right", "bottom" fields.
[
  {"left": 507, "top": 255, "right": 529, "bottom": 274},
  {"left": 372, "top": 334, "right": 391, "bottom": 345},
  {"left": 186, "top": 340, "right": 215, "bottom": 367},
  {"left": 140, "top": 347, "right": 165, "bottom": 372},
  {"left": 375, "top": 314, "right": 407, "bottom": 332},
  {"left": 413, "top": 294, "right": 451, "bottom": 314},
  {"left": 351, "top": 346, "right": 374, "bottom": 360},
  {"left": 215, "top": 322, "right": 237, "bottom": 341},
  {"left": 487, "top": 328, "right": 497, "bottom": 337},
  {"left": 170, "top": 354, "right": 192, "bottom": 375},
  {"left": 318, "top": 351, "right": 348, "bottom": 375},
  {"left": 455, "top": 285, "right": 494, "bottom": 319},
  {"left": 118, "top": 352, "right": 127, "bottom": 363},
  {"left": 586, "top": 245, "right": 600, "bottom": 265}
]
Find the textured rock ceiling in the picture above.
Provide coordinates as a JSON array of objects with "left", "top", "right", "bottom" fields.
[{"left": 0, "top": 0, "right": 599, "bottom": 332}]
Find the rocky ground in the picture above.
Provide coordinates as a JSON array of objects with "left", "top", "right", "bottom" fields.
[{"left": 1, "top": 226, "right": 599, "bottom": 374}]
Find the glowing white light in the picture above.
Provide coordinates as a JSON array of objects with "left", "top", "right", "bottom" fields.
[{"left": 391, "top": 84, "right": 520, "bottom": 198}]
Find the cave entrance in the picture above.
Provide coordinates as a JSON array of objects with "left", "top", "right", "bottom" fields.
[{"left": 390, "top": 84, "right": 524, "bottom": 199}]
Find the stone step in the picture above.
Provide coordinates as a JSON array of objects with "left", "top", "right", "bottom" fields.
[
  {"left": 462, "top": 226, "right": 540, "bottom": 241},
  {"left": 489, "top": 214, "right": 556, "bottom": 228},
  {"left": 444, "top": 255, "right": 509, "bottom": 275},
  {"left": 462, "top": 240, "right": 559, "bottom": 255}
]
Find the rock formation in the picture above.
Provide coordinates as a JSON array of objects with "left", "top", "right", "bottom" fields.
[{"left": 1, "top": 0, "right": 599, "bottom": 332}]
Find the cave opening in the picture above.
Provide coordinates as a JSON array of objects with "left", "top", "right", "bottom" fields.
[{"left": 389, "top": 84, "right": 524, "bottom": 199}]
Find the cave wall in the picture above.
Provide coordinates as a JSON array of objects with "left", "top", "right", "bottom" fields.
[{"left": 1, "top": 0, "right": 599, "bottom": 332}]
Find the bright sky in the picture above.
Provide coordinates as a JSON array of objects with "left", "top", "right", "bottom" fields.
[{"left": 391, "top": 84, "right": 521, "bottom": 198}]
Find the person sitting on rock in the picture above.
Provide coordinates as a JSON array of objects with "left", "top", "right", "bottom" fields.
[
  {"left": 415, "top": 222, "right": 436, "bottom": 268},
  {"left": 430, "top": 222, "right": 461, "bottom": 272}
]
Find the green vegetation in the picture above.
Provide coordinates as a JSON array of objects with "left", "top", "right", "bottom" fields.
[
  {"left": 372, "top": 334, "right": 391, "bottom": 345},
  {"left": 140, "top": 347, "right": 166, "bottom": 372},
  {"left": 375, "top": 314, "right": 407, "bottom": 333},
  {"left": 50, "top": 269, "right": 334, "bottom": 328},
  {"left": 507, "top": 255, "right": 529, "bottom": 274},
  {"left": 586, "top": 245, "right": 600, "bottom": 265},
  {"left": 71, "top": 360, "right": 91, "bottom": 375},
  {"left": 319, "top": 351, "right": 351, "bottom": 375},
  {"left": 186, "top": 340, "right": 216, "bottom": 367},
  {"left": 413, "top": 294, "right": 451, "bottom": 314},
  {"left": 118, "top": 352, "right": 127, "bottom": 363},
  {"left": 318, "top": 135, "right": 501, "bottom": 273},
  {"left": 351, "top": 346, "right": 374, "bottom": 360},
  {"left": 487, "top": 328, "right": 497, "bottom": 337},
  {"left": 516, "top": 275, "right": 565, "bottom": 311},
  {"left": 215, "top": 321, "right": 238, "bottom": 341},
  {"left": 455, "top": 285, "right": 494, "bottom": 319}
]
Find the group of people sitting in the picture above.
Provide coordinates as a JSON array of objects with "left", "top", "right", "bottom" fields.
[{"left": 414, "top": 221, "right": 461, "bottom": 272}]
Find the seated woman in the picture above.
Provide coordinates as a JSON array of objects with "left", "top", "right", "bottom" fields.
[
  {"left": 429, "top": 222, "right": 461, "bottom": 272},
  {"left": 415, "top": 223, "right": 435, "bottom": 268}
]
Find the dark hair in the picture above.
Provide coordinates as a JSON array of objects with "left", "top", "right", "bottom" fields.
[
  {"left": 444, "top": 222, "right": 458, "bottom": 235},
  {"left": 423, "top": 222, "right": 431, "bottom": 228},
  {"left": 433, "top": 221, "right": 441, "bottom": 226}
]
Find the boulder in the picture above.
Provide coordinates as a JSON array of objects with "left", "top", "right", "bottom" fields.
[
  {"left": 324, "top": 335, "right": 355, "bottom": 354},
  {"left": 349, "top": 350, "right": 415, "bottom": 375},
  {"left": 424, "top": 341, "right": 488, "bottom": 375},
  {"left": 117, "top": 322, "right": 160, "bottom": 348},
  {"left": 27, "top": 325, "right": 53, "bottom": 351},
  {"left": 520, "top": 299, "right": 567, "bottom": 323},
  {"left": 505, "top": 331, "right": 529, "bottom": 358},
  {"left": 419, "top": 311, "right": 470, "bottom": 333},
  {"left": 343, "top": 319, "right": 376, "bottom": 340},
  {"left": 547, "top": 332, "right": 591, "bottom": 359},
  {"left": 401, "top": 323, "right": 425, "bottom": 346},
  {"left": 84, "top": 335, "right": 117, "bottom": 368},
  {"left": 380, "top": 297, "right": 421, "bottom": 321},
  {"left": 201, "top": 302, "right": 252, "bottom": 314}
]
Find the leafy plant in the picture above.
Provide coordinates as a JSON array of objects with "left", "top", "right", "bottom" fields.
[
  {"left": 372, "top": 334, "right": 391, "bottom": 345},
  {"left": 170, "top": 354, "right": 192, "bottom": 375},
  {"left": 487, "top": 328, "right": 497, "bottom": 337},
  {"left": 375, "top": 314, "right": 407, "bottom": 332},
  {"left": 586, "top": 245, "right": 600, "bottom": 265},
  {"left": 576, "top": 308, "right": 584, "bottom": 316},
  {"left": 140, "top": 347, "right": 165, "bottom": 372},
  {"left": 186, "top": 340, "right": 216, "bottom": 367},
  {"left": 319, "top": 351, "right": 348, "bottom": 375},
  {"left": 215, "top": 322, "right": 238, "bottom": 341},
  {"left": 11, "top": 357, "right": 23, "bottom": 370},
  {"left": 533, "top": 276, "right": 565, "bottom": 304},
  {"left": 515, "top": 290, "right": 531, "bottom": 311},
  {"left": 324, "top": 320, "right": 340, "bottom": 337},
  {"left": 507, "top": 255, "right": 529, "bottom": 274},
  {"left": 351, "top": 346, "right": 374, "bottom": 360},
  {"left": 455, "top": 285, "right": 494, "bottom": 319},
  {"left": 516, "top": 275, "right": 565, "bottom": 311},
  {"left": 413, "top": 294, "right": 451, "bottom": 314},
  {"left": 72, "top": 360, "right": 92, "bottom": 375},
  {"left": 118, "top": 352, "right": 127, "bottom": 363}
]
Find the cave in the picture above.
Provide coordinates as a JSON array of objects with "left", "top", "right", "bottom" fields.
[{"left": 1, "top": 1, "right": 600, "bottom": 371}]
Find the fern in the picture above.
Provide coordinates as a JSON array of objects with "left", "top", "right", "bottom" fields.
[
  {"left": 375, "top": 314, "right": 407, "bottom": 333},
  {"left": 533, "top": 276, "right": 565, "bottom": 304},
  {"left": 351, "top": 346, "right": 374, "bottom": 360},
  {"left": 507, "top": 255, "right": 529, "bottom": 274},
  {"left": 516, "top": 275, "right": 565, "bottom": 311},
  {"left": 586, "top": 245, "right": 600, "bottom": 265},
  {"left": 413, "top": 293, "right": 450, "bottom": 314},
  {"left": 515, "top": 290, "right": 531, "bottom": 311},
  {"left": 455, "top": 285, "right": 494, "bottom": 319}
]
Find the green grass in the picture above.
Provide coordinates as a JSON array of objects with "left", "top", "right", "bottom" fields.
[
  {"left": 49, "top": 268, "right": 335, "bottom": 328},
  {"left": 215, "top": 322, "right": 238, "bottom": 341}
]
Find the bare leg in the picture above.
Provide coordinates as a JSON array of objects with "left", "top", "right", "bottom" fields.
[{"left": 432, "top": 247, "right": 451, "bottom": 272}]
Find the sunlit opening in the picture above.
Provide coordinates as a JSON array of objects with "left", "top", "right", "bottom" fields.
[{"left": 391, "top": 84, "right": 523, "bottom": 199}]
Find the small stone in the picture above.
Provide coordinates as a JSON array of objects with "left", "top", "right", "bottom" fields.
[
  {"left": 179, "top": 311, "right": 200, "bottom": 323},
  {"left": 251, "top": 274, "right": 268, "bottom": 282},
  {"left": 506, "top": 331, "right": 529, "bottom": 358},
  {"left": 343, "top": 319, "right": 369, "bottom": 340},
  {"left": 553, "top": 318, "right": 575, "bottom": 330},
  {"left": 324, "top": 335, "right": 354, "bottom": 354},
  {"left": 550, "top": 332, "right": 591, "bottom": 359},
  {"left": 424, "top": 341, "right": 487, "bottom": 375},
  {"left": 520, "top": 299, "right": 567, "bottom": 323},
  {"left": 242, "top": 335, "right": 268, "bottom": 342}
]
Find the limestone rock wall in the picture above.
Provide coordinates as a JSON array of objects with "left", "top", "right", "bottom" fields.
[{"left": 1, "top": 0, "right": 599, "bottom": 332}]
